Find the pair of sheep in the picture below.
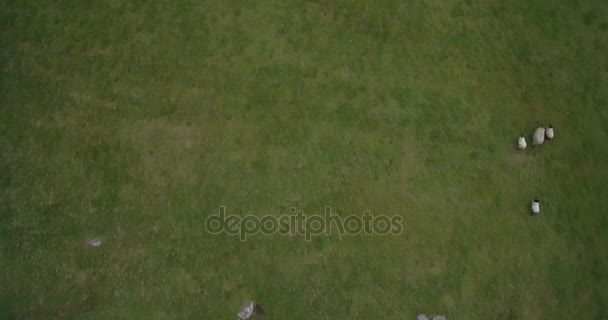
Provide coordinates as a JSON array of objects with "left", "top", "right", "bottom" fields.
[
  {"left": 517, "top": 124, "right": 554, "bottom": 150},
  {"left": 517, "top": 125, "right": 555, "bottom": 215}
]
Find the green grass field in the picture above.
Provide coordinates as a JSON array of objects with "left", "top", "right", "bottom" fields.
[{"left": 1, "top": 0, "right": 607, "bottom": 319}]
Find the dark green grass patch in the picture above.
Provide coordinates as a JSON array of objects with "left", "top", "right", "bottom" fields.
[{"left": 1, "top": 0, "right": 607, "bottom": 319}]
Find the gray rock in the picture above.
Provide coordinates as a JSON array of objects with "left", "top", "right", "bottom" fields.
[
  {"left": 86, "top": 238, "right": 102, "bottom": 247},
  {"left": 417, "top": 315, "right": 429, "bottom": 320},
  {"left": 237, "top": 301, "right": 263, "bottom": 320}
]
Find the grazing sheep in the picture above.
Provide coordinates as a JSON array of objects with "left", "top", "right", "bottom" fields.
[
  {"left": 518, "top": 134, "right": 527, "bottom": 150},
  {"left": 531, "top": 198, "right": 540, "bottom": 215},
  {"left": 546, "top": 124, "right": 554, "bottom": 140},
  {"left": 533, "top": 126, "right": 545, "bottom": 146}
]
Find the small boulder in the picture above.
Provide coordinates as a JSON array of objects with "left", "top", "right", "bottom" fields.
[
  {"left": 237, "top": 301, "right": 264, "bottom": 320},
  {"left": 86, "top": 238, "right": 102, "bottom": 247}
]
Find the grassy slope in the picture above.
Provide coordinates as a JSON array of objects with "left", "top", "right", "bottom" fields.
[{"left": 1, "top": 0, "right": 607, "bottom": 319}]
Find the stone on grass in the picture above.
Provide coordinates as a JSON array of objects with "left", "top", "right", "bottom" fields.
[
  {"left": 86, "top": 238, "right": 102, "bottom": 247},
  {"left": 417, "top": 314, "right": 429, "bottom": 320},
  {"left": 237, "top": 301, "right": 264, "bottom": 320}
]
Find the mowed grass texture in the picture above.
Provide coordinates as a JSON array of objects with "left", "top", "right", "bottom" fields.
[{"left": 1, "top": 0, "right": 607, "bottom": 319}]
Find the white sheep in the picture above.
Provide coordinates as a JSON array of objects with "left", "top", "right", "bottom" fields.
[
  {"left": 518, "top": 134, "right": 527, "bottom": 150},
  {"left": 533, "top": 126, "right": 545, "bottom": 146},
  {"left": 531, "top": 198, "right": 540, "bottom": 215},
  {"left": 546, "top": 124, "right": 554, "bottom": 140}
]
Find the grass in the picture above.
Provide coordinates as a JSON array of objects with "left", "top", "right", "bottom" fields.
[{"left": 1, "top": 0, "right": 607, "bottom": 319}]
